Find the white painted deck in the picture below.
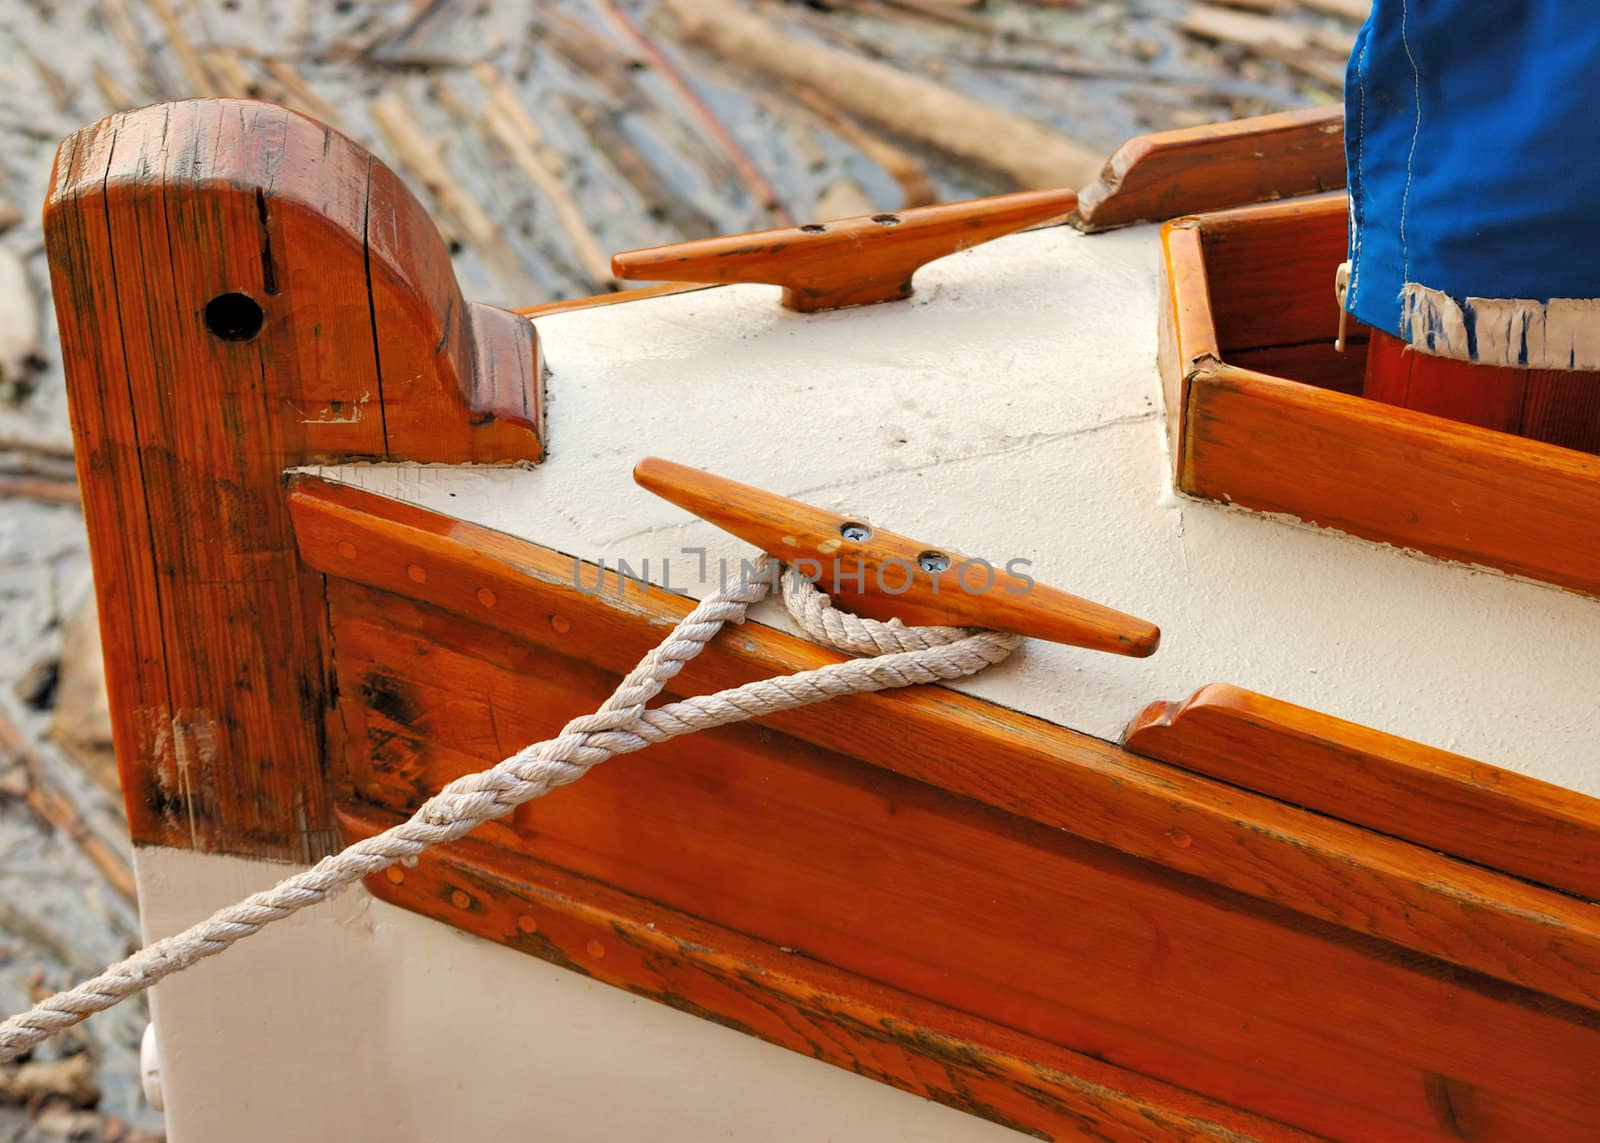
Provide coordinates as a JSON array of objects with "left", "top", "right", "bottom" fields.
[
  {"left": 324, "top": 219, "right": 1600, "bottom": 796},
  {"left": 145, "top": 218, "right": 1600, "bottom": 1142}
]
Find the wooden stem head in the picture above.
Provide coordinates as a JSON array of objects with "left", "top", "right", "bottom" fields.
[
  {"left": 611, "top": 189, "right": 1079, "bottom": 313},
  {"left": 44, "top": 99, "right": 542, "bottom": 859},
  {"left": 634, "top": 457, "right": 1160, "bottom": 656}
]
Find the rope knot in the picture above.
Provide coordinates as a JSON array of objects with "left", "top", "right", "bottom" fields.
[{"left": 0, "top": 555, "right": 1019, "bottom": 1061}]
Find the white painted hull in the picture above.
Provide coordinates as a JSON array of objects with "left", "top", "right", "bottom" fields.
[{"left": 138, "top": 848, "right": 1014, "bottom": 1142}]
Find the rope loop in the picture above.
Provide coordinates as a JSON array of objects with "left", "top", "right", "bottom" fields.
[{"left": 0, "top": 557, "right": 1018, "bottom": 1061}]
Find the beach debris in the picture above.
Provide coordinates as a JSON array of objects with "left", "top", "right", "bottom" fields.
[
  {"left": 50, "top": 599, "right": 116, "bottom": 800},
  {"left": 565, "top": 96, "right": 721, "bottom": 241},
  {"left": 0, "top": 1052, "right": 99, "bottom": 1109},
  {"left": 786, "top": 85, "right": 938, "bottom": 208},
  {"left": 473, "top": 63, "right": 616, "bottom": 291},
  {"left": 0, "top": 246, "right": 46, "bottom": 401},
  {"left": 813, "top": 176, "right": 879, "bottom": 220},
  {"left": 1182, "top": 4, "right": 1352, "bottom": 89},
  {"left": 663, "top": 0, "right": 1105, "bottom": 189},
  {"left": 589, "top": 0, "right": 795, "bottom": 225},
  {"left": 1298, "top": 0, "right": 1371, "bottom": 19}
]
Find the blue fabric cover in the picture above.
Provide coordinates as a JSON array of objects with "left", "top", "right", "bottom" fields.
[{"left": 1345, "top": 1, "right": 1600, "bottom": 349}]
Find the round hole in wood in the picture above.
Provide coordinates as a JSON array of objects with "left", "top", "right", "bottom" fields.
[
  {"left": 871, "top": 213, "right": 901, "bottom": 226},
  {"left": 203, "top": 292, "right": 264, "bottom": 341},
  {"left": 800, "top": 223, "right": 827, "bottom": 234}
]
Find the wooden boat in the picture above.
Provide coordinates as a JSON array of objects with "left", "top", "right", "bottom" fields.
[{"left": 35, "top": 94, "right": 1600, "bottom": 1141}]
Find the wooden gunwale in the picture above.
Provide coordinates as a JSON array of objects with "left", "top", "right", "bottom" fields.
[
  {"left": 289, "top": 475, "right": 1600, "bottom": 1015},
  {"left": 298, "top": 477, "right": 1600, "bottom": 1141}
]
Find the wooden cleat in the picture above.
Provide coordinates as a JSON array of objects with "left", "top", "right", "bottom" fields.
[
  {"left": 634, "top": 457, "right": 1160, "bottom": 657},
  {"left": 611, "top": 189, "right": 1079, "bottom": 313}
]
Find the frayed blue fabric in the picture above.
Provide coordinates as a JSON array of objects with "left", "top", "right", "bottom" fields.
[{"left": 1344, "top": 1, "right": 1600, "bottom": 357}]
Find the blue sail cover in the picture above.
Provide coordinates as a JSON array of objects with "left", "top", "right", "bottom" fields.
[{"left": 1345, "top": 2, "right": 1600, "bottom": 369}]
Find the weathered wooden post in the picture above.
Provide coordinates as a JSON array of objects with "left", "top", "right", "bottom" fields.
[{"left": 44, "top": 99, "right": 544, "bottom": 862}]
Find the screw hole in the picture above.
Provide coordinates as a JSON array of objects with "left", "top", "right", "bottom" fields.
[
  {"left": 800, "top": 223, "right": 827, "bottom": 234},
  {"left": 839, "top": 521, "right": 872, "bottom": 542},
  {"left": 203, "top": 292, "right": 264, "bottom": 342},
  {"left": 917, "top": 550, "right": 951, "bottom": 573},
  {"left": 871, "top": 213, "right": 901, "bottom": 226}
]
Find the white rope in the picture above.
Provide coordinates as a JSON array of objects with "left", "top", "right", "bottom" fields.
[{"left": 0, "top": 559, "right": 1018, "bottom": 1062}]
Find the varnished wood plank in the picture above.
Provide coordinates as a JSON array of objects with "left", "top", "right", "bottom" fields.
[
  {"left": 1228, "top": 339, "right": 1368, "bottom": 396},
  {"left": 321, "top": 578, "right": 1600, "bottom": 1142},
  {"left": 1183, "top": 364, "right": 1600, "bottom": 599},
  {"left": 1126, "top": 684, "right": 1600, "bottom": 902},
  {"left": 338, "top": 803, "right": 1318, "bottom": 1143},
  {"left": 1197, "top": 192, "right": 1349, "bottom": 352},
  {"left": 287, "top": 475, "right": 1600, "bottom": 1018},
  {"left": 1362, "top": 329, "right": 1530, "bottom": 435},
  {"left": 1523, "top": 367, "right": 1600, "bottom": 456},
  {"left": 44, "top": 114, "right": 174, "bottom": 848},
  {"left": 45, "top": 99, "right": 543, "bottom": 859},
  {"left": 1157, "top": 218, "right": 1214, "bottom": 475},
  {"left": 1074, "top": 106, "right": 1345, "bottom": 232}
]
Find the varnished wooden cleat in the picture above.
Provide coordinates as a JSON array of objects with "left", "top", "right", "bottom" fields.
[
  {"left": 611, "top": 189, "right": 1079, "bottom": 313},
  {"left": 634, "top": 457, "right": 1160, "bottom": 657}
]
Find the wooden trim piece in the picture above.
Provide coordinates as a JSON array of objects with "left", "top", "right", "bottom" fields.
[
  {"left": 1195, "top": 192, "right": 1350, "bottom": 352},
  {"left": 1074, "top": 106, "right": 1345, "bottom": 232},
  {"left": 289, "top": 475, "right": 1600, "bottom": 1013},
  {"left": 512, "top": 281, "right": 712, "bottom": 318},
  {"left": 1185, "top": 363, "right": 1600, "bottom": 597},
  {"left": 1367, "top": 327, "right": 1600, "bottom": 456},
  {"left": 45, "top": 99, "right": 543, "bottom": 859},
  {"left": 338, "top": 803, "right": 1313, "bottom": 1143},
  {"left": 1127, "top": 684, "right": 1600, "bottom": 902},
  {"left": 1157, "top": 218, "right": 1214, "bottom": 474}
]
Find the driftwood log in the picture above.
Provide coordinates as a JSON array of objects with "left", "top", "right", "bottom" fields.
[{"left": 662, "top": 0, "right": 1104, "bottom": 189}]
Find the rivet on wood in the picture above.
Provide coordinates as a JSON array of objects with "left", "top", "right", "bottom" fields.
[
  {"left": 516, "top": 914, "right": 538, "bottom": 935},
  {"left": 384, "top": 867, "right": 404, "bottom": 885},
  {"left": 550, "top": 614, "right": 572, "bottom": 635},
  {"left": 337, "top": 541, "right": 357, "bottom": 560},
  {"left": 450, "top": 888, "right": 472, "bottom": 910},
  {"left": 585, "top": 938, "right": 606, "bottom": 959},
  {"left": 477, "top": 587, "right": 497, "bottom": 608},
  {"left": 1166, "top": 828, "right": 1193, "bottom": 849},
  {"left": 407, "top": 563, "right": 428, "bottom": 584}
]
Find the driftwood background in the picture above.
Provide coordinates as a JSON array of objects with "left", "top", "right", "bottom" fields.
[{"left": 0, "top": 0, "right": 1361, "bottom": 1138}]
